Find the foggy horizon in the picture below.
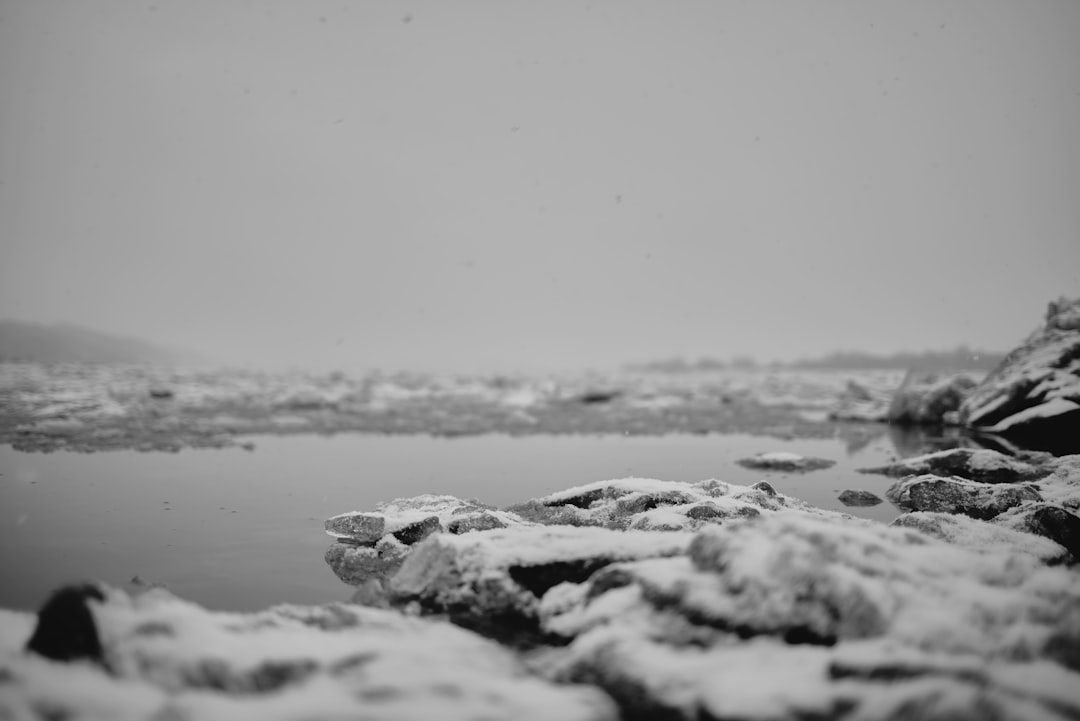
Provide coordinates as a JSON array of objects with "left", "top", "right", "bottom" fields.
[{"left": 3, "top": 1, "right": 1078, "bottom": 375}]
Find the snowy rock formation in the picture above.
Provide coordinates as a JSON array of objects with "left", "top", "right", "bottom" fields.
[
  {"left": 0, "top": 585, "right": 616, "bottom": 721},
  {"left": 858, "top": 447, "right": 1053, "bottom": 483},
  {"left": 960, "top": 296, "right": 1080, "bottom": 452},
  {"left": 324, "top": 495, "right": 523, "bottom": 595},
  {"left": 885, "top": 370, "right": 977, "bottom": 425},
  {"left": 535, "top": 513, "right": 1080, "bottom": 720}
]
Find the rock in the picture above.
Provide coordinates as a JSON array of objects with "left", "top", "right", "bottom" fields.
[
  {"left": 994, "top": 503, "right": 1080, "bottom": 562},
  {"left": 388, "top": 526, "right": 692, "bottom": 641},
  {"left": 576, "top": 390, "right": 622, "bottom": 404},
  {"left": 885, "top": 475, "right": 1041, "bottom": 520},
  {"left": 391, "top": 515, "right": 442, "bottom": 545},
  {"left": 1035, "top": 454, "right": 1080, "bottom": 511},
  {"left": 324, "top": 496, "right": 527, "bottom": 593},
  {"left": 885, "top": 370, "right": 976, "bottom": 425},
  {"left": 324, "top": 512, "right": 386, "bottom": 544},
  {"left": 324, "top": 535, "right": 409, "bottom": 587},
  {"left": 534, "top": 513, "right": 1080, "bottom": 720},
  {"left": 736, "top": 451, "right": 836, "bottom": 473},
  {"left": 837, "top": 489, "right": 883, "bottom": 507},
  {"left": 890, "top": 511, "right": 1070, "bottom": 564},
  {"left": 24, "top": 584, "right": 106, "bottom": 664},
  {"left": 2, "top": 585, "right": 617, "bottom": 721},
  {"left": 510, "top": 477, "right": 841, "bottom": 532},
  {"left": 959, "top": 296, "right": 1080, "bottom": 453},
  {"left": 858, "top": 447, "right": 1051, "bottom": 484},
  {"left": 447, "top": 512, "right": 507, "bottom": 534}
]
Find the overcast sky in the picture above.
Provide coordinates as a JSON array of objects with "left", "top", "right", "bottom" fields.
[{"left": 2, "top": 1, "right": 1078, "bottom": 373}]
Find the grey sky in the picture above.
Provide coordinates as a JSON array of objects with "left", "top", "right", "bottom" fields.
[{"left": 2, "top": 1, "right": 1078, "bottom": 373}]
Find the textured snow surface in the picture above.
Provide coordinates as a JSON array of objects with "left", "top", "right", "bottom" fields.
[
  {"left": 535, "top": 512, "right": 1080, "bottom": 719},
  {"left": 0, "top": 588, "right": 616, "bottom": 721}
]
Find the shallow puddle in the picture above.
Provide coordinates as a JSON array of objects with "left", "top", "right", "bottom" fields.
[{"left": 1, "top": 431, "right": 914, "bottom": 612}]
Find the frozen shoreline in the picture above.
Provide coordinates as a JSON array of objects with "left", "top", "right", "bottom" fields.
[{"left": 3, "top": 447, "right": 1079, "bottom": 720}]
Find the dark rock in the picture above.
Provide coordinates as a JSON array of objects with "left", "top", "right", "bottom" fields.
[
  {"left": 886, "top": 475, "right": 1041, "bottom": 520},
  {"left": 1018, "top": 504, "right": 1080, "bottom": 561},
  {"left": 959, "top": 296, "right": 1080, "bottom": 454},
  {"left": 885, "top": 371, "right": 976, "bottom": 425},
  {"left": 508, "top": 559, "right": 613, "bottom": 597},
  {"left": 684, "top": 504, "right": 725, "bottom": 520},
  {"left": 148, "top": 388, "right": 174, "bottom": 399},
  {"left": 391, "top": 515, "right": 442, "bottom": 545},
  {"left": 542, "top": 488, "right": 606, "bottom": 509},
  {"left": 837, "top": 490, "right": 883, "bottom": 507},
  {"left": 25, "top": 584, "right": 106, "bottom": 665},
  {"left": 858, "top": 447, "right": 1051, "bottom": 484},
  {"left": 577, "top": 390, "right": 621, "bottom": 404}
]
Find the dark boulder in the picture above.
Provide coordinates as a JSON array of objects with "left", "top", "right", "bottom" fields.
[
  {"left": 25, "top": 584, "right": 107, "bottom": 665},
  {"left": 837, "top": 490, "right": 883, "bottom": 507}
]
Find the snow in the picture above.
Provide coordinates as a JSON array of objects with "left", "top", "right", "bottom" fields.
[
  {"left": 755, "top": 451, "right": 804, "bottom": 462},
  {"left": 891, "top": 512, "right": 1068, "bottom": 563},
  {"left": 0, "top": 588, "right": 617, "bottom": 721},
  {"left": 539, "top": 477, "right": 702, "bottom": 506}
]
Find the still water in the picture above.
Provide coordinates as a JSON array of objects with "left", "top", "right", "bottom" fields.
[{"left": 0, "top": 431, "right": 910, "bottom": 612}]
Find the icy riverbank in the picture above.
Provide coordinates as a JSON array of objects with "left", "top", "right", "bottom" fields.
[{"left": 4, "top": 447, "right": 1079, "bottom": 720}]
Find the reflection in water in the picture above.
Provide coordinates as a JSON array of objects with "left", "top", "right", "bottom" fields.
[{"left": 837, "top": 420, "right": 1051, "bottom": 461}]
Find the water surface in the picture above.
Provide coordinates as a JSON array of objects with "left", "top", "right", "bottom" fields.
[{"left": 0, "top": 432, "right": 906, "bottom": 612}]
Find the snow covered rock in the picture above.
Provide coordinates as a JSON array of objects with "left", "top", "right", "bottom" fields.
[
  {"left": 2, "top": 585, "right": 617, "bottom": 721},
  {"left": 885, "top": 370, "right": 977, "bottom": 425},
  {"left": 858, "top": 447, "right": 1051, "bottom": 484},
  {"left": 324, "top": 495, "right": 527, "bottom": 593},
  {"left": 535, "top": 512, "right": 1080, "bottom": 720},
  {"left": 507, "top": 477, "right": 845, "bottom": 531},
  {"left": 890, "top": 511, "right": 1071, "bottom": 564},
  {"left": 389, "top": 525, "right": 692, "bottom": 643},
  {"left": 884, "top": 475, "right": 1041, "bottom": 520},
  {"left": 994, "top": 503, "right": 1080, "bottom": 562},
  {"left": 959, "top": 296, "right": 1080, "bottom": 452},
  {"left": 735, "top": 451, "right": 836, "bottom": 473}
]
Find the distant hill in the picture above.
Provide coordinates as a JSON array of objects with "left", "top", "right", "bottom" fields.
[
  {"left": 630, "top": 346, "right": 1005, "bottom": 373},
  {"left": 0, "top": 321, "right": 212, "bottom": 365}
]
